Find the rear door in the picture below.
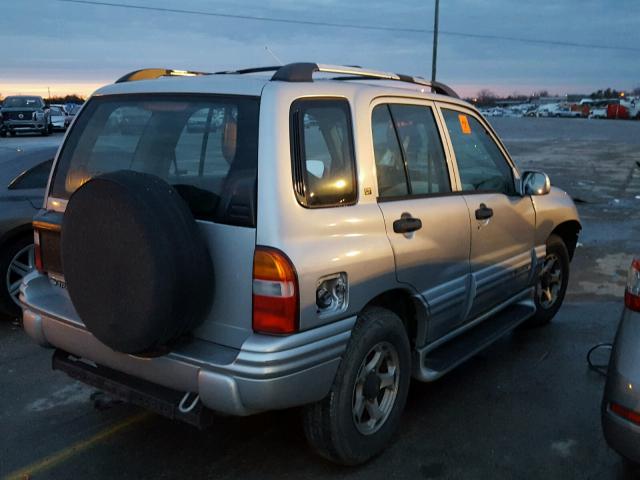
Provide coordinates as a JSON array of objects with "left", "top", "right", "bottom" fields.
[
  {"left": 372, "top": 99, "right": 471, "bottom": 340},
  {"left": 439, "top": 106, "right": 535, "bottom": 319}
]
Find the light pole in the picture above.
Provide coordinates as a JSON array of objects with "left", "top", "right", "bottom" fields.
[{"left": 431, "top": 0, "right": 439, "bottom": 83}]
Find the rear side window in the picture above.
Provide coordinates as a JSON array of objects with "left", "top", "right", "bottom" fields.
[
  {"left": 372, "top": 103, "right": 450, "bottom": 199},
  {"left": 290, "top": 99, "right": 357, "bottom": 207},
  {"left": 442, "top": 109, "right": 514, "bottom": 195},
  {"left": 51, "top": 94, "right": 260, "bottom": 227}
]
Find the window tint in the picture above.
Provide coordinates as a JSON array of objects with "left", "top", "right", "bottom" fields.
[
  {"left": 442, "top": 109, "right": 514, "bottom": 194},
  {"left": 51, "top": 94, "right": 260, "bottom": 227},
  {"left": 372, "top": 104, "right": 450, "bottom": 199},
  {"left": 372, "top": 105, "right": 408, "bottom": 197},
  {"left": 291, "top": 99, "right": 356, "bottom": 207},
  {"left": 9, "top": 159, "right": 53, "bottom": 190}
]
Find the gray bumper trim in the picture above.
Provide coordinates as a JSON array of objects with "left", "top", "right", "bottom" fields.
[{"left": 21, "top": 305, "right": 355, "bottom": 416}]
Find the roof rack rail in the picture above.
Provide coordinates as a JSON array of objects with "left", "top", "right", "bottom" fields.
[
  {"left": 269, "top": 62, "right": 459, "bottom": 98},
  {"left": 214, "top": 66, "right": 281, "bottom": 75},
  {"left": 115, "top": 63, "right": 459, "bottom": 98},
  {"left": 115, "top": 68, "right": 212, "bottom": 84}
]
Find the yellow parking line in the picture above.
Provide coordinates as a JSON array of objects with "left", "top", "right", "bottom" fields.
[{"left": 3, "top": 412, "right": 151, "bottom": 480}]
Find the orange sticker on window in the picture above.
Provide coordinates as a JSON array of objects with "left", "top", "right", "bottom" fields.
[{"left": 458, "top": 114, "right": 471, "bottom": 134}]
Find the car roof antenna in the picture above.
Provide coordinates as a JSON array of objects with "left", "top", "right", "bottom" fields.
[{"left": 264, "top": 45, "right": 283, "bottom": 66}]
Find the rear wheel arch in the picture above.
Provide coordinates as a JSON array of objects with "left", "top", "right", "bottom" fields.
[
  {"left": 550, "top": 220, "right": 581, "bottom": 259},
  {"left": 362, "top": 288, "right": 426, "bottom": 349},
  {"left": 0, "top": 224, "right": 34, "bottom": 250}
]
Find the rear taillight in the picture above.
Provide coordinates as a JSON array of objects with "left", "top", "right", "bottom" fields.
[
  {"left": 610, "top": 402, "right": 640, "bottom": 426},
  {"left": 33, "top": 229, "right": 43, "bottom": 272},
  {"left": 252, "top": 247, "right": 299, "bottom": 334},
  {"left": 625, "top": 259, "right": 640, "bottom": 312}
]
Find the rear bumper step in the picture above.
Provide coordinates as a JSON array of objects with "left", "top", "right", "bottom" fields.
[{"left": 52, "top": 349, "right": 214, "bottom": 429}]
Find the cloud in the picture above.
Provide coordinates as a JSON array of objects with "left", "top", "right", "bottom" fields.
[{"left": 1, "top": 0, "right": 638, "bottom": 97}]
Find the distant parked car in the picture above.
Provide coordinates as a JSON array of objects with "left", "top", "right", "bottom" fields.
[
  {"left": 602, "top": 258, "right": 640, "bottom": 468},
  {"left": 589, "top": 108, "right": 608, "bottom": 119},
  {"left": 555, "top": 108, "right": 582, "bottom": 118},
  {"left": 48, "top": 106, "right": 68, "bottom": 131},
  {"left": 0, "top": 146, "right": 55, "bottom": 317},
  {"left": 0, "top": 96, "right": 52, "bottom": 136}
]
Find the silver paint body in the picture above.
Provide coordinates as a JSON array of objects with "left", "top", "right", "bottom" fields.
[
  {"left": 21, "top": 74, "right": 580, "bottom": 415},
  {"left": 602, "top": 306, "right": 640, "bottom": 463}
]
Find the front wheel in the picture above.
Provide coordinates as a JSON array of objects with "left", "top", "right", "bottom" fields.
[
  {"left": 524, "top": 234, "right": 570, "bottom": 327},
  {"left": 302, "top": 307, "right": 411, "bottom": 465}
]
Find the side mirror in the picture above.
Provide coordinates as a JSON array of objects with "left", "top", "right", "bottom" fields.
[{"left": 522, "top": 171, "right": 551, "bottom": 195}]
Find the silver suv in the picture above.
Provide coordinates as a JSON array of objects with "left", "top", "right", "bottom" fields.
[{"left": 21, "top": 63, "right": 581, "bottom": 465}]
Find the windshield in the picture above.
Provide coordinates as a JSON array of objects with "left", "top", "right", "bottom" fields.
[
  {"left": 3, "top": 97, "right": 43, "bottom": 108},
  {"left": 52, "top": 94, "right": 260, "bottom": 227}
]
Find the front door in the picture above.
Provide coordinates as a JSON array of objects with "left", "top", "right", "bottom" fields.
[
  {"left": 439, "top": 107, "right": 535, "bottom": 319},
  {"left": 372, "top": 100, "right": 471, "bottom": 341}
]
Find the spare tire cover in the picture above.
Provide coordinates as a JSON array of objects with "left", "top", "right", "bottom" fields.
[{"left": 61, "top": 170, "right": 214, "bottom": 354}]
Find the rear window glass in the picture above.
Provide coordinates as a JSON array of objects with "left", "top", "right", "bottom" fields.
[{"left": 51, "top": 94, "right": 260, "bottom": 227}]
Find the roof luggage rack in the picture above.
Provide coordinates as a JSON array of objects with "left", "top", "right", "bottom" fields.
[
  {"left": 115, "top": 63, "right": 459, "bottom": 98},
  {"left": 269, "top": 63, "right": 459, "bottom": 98},
  {"left": 115, "top": 68, "right": 212, "bottom": 83}
]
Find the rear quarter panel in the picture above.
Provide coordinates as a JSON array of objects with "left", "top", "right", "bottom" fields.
[{"left": 256, "top": 83, "right": 402, "bottom": 331}]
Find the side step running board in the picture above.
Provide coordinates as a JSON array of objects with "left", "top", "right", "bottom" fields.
[{"left": 414, "top": 296, "right": 536, "bottom": 382}]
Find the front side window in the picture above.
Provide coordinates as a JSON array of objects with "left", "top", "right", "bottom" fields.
[
  {"left": 372, "top": 103, "right": 450, "bottom": 199},
  {"left": 51, "top": 94, "right": 260, "bottom": 226},
  {"left": 442, "top": 109, "right": 514, "bottom": 194},
  {"left": 290, "top": 99, "right": 356, "bottom": 207}
]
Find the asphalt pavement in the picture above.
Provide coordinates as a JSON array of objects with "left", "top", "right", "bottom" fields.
[{"left": 1, "top": 118, "right": 639, "bottom": 479}]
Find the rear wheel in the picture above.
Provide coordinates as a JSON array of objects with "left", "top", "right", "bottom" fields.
[
  {"left": 0, "top": 235, "right": 35, "bottom": 318},
  {"left": 524, "top": 234, "right": 570, "bottom": 327},
  {"left": 302, "top": 307, "right": 411, "bottom": 465}
]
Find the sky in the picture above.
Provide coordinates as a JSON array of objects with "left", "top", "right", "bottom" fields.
[{"left": 1, "top": 0, "right": 639, "bottom": 99}]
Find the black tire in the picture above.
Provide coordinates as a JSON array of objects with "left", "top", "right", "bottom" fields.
[
  {"left": 622, "top": 456, "right": 640, "bottom": 478},
  {"left": 524, "top": 234, "right": 570, "bottom": 327},
  {"left": 0, "top": 235, "right": 34, "bottom": 319},
  {"left": 61, "top": 171, "right": 214, "bottom": 354},
  {"left": 9, "top": 131, "right": 16, "bottom": 137},
  {"left": 302, "top": 307, "right": 411, "bottom": 465}
]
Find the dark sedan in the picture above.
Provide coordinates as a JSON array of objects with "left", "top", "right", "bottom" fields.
[{"left": 0, "top": 146, "right": 56, "bottom": 318}]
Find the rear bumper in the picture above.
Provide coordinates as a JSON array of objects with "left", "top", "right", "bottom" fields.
[
  {"left": 602, "top": 307, "right": 640, "bottom": 462},
  {"left": 21, "top": 274, "right": 354, "bottom": 416},
  {"left": 602, "top": 404, "right": 640, "bottom": 464}
]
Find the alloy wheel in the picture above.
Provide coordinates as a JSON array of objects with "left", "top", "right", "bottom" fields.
[
  {"left": 6, "top": 244, "right": 35, "bottom": 307},
  {"left": 352, "top": 341, "right": 400, "bottom": 435},
  {"left": 536, "top": 253, "right": 563, "bottom": 310}
]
